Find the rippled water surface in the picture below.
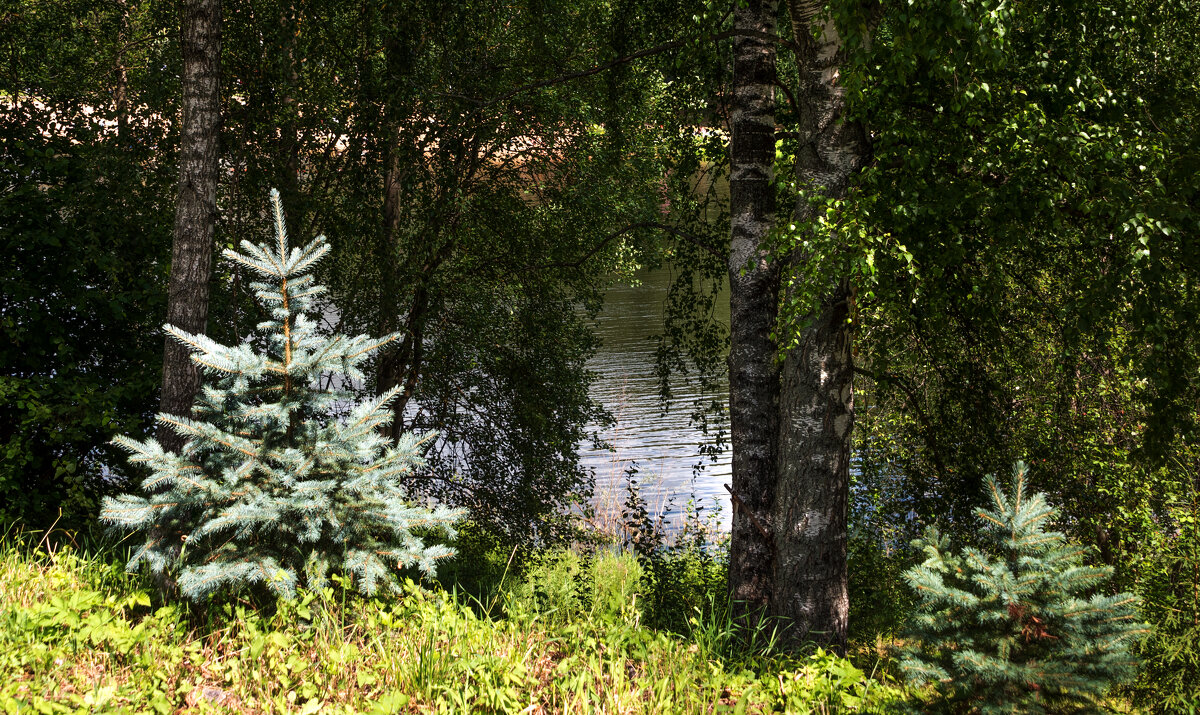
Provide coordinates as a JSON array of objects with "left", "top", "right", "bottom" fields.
[{"left": 580, "top": 267, "right": 732, "bottom": 528}]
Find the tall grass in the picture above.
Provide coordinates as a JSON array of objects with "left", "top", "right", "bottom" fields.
[{"left": 0, "top": 531, "right": 904, "bottom": 714}]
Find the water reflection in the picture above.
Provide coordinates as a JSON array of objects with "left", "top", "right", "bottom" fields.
[{"left": 581, "top": 267, "right": 732, "bottom": 529}]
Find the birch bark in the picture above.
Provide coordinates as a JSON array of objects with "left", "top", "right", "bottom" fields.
[
  {"left": 726, "top": 0, "right": 781, "bottom": 624},
  {"left": 770, "top": 0, "right": 870, "bottom": 650}
]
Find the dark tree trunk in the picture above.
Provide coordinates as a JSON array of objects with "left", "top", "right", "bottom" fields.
[
  {"left": 376, "top": 133, "right": 407, "bottom": 432},
  {"left": 374, "top": 22, "right": 425, "bottom": 442},
  {"left": 278, "top": 2, "right": 302, "bottom": 228},
  {"left": 769, "top": 0, "right": 871, "bottom": 651},
  {"left": 158, "top": 0, "right": 221, "bottom": 452},
  {"left": 375, "top": 128, "right": 431, "bottom": 442},
  {"left": 726, "top": 0, "right": 780, "bottom": 626},
  {"left": 114, "top": 0, "right": 130, "bottom": 141}
]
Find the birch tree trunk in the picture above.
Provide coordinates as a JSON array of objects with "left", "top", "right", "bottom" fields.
[
  {"left": 726, "top": 0, "right": 781, "bottom": 625},
  {"left": 770, "top": 0, "right": 870, "bottom": 650},
  {"left": 158, "top": 0, "right": 222, "bottom": 452}
]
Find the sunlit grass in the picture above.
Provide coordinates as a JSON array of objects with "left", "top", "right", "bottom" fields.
[{"left": 0, "top": 532, "right": 905, "bottom": 714}]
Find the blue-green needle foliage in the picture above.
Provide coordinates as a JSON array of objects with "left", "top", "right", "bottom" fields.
[
  {"left": 102, "top": 190, "right": 463, "bottom": 601},
  {"left": 900, "top": 462, "right": 1145, "bottom": 713}
]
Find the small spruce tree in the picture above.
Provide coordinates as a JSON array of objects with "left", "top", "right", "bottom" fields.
[
  {"left": 899, "top": 461, "right": 1145, "bottom": 713},
  {"left": 102, "top": 190, "right": 463, "bottom": 601}
]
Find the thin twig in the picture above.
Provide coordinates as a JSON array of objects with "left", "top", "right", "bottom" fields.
[{"left": 723, "top": 483, "right": 774, "bottom": 546}]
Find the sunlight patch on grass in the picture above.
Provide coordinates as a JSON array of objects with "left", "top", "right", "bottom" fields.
[{"left": 0, "top": 536, "right": 905, "bottom": 714}]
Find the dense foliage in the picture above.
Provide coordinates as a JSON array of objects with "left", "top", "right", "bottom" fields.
[
  {"left": 841, "top": 0, "right": 1200, "bottom": 526},
  {"left": 0, "top": 0, "right": 176, "bottom": 526},
  {"left": 101, "top": 193, "right": 462, "bottom": 600},
  {"left": 4, "top": 0, "right": 1200, "bottom": 707}
]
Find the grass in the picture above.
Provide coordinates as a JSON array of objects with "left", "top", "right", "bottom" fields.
[{"left": 0, "top": 533, "right": 906, "bottom": 714}]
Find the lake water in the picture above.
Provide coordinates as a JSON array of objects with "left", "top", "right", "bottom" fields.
[{"left": 580, "top": 267, "right": 732, "bottom": 530}]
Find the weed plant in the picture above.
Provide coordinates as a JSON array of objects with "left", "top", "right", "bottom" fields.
[
  {"left": 0, "top": 531, "right": 904, "bottom": 714},
  {"left": 613, "top": 462, "right": 729, "bottom": 635}
]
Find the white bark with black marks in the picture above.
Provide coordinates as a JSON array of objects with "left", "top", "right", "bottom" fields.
[
  {"left": 726, "top": 0, "right": 781, "bottom": 625},
  {"left": 770, "top": 0, "right": 870, "bottom": 651}
]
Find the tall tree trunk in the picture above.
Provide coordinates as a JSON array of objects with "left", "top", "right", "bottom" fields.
[
  {"left": 726, "top": 0, "right": 780, "bottom": 626},
  {"left": 114, "top": 0, "right": 130, "bottom": 141},
  {"left": 375, "top": 19, "right": 421, "bottom": 441},
  {"left": 769, "top": 0, "right": 870, "bottom": 650},
  {"left": 376, "top": 127, "right": 431, "bottom": 442},
  {"left": 158, "top": 0, "right": 221, "bottom": 452},
  {"left": 377, "top": 130, "right": 407, "bottom": 426},
  {"left": 278, "top": 2, "right": 302, "bottom": 228}
]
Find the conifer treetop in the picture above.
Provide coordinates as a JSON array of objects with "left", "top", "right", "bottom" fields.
[
  {"left": 899, "top": 461, "right": 1146, "bottom": 713},
  {"left": 103, "top": 190, "right": 463, "bottom": 601}
]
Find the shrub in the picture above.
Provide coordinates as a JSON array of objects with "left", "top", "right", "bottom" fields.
[
  {"left": 899, "top": 461, "right": 1146, "bottom": 712},
  {"left": 1122, "top": 454, "right": 1200, "bottom": 712},
  {"left": 101, "top": 191, "right": 462, "bottom": 601},
  {"left": 617, "top": 463, "right": 728, "bottom": 634},
  {"left": 508, "top": 549, "right": 643, "bottom": 626}
]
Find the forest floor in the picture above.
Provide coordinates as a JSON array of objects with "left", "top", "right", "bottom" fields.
[{"left": 0, "top": 534, "right": 906, "bottom": 714}]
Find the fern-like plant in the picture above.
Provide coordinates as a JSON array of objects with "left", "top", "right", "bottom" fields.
[
  {"left": 899, "top": 461, "right": 1145, "bottom": 712},
  {"left": 102, "top": 190, "right": 463, "bottom": 601}
]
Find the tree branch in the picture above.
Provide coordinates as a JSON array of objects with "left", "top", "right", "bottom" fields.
[
  {"left": 477, "top": 38, "right": 689, "bottom": 110},
  {"left": 724, "top": 483, "right": 775, "bottom": 547},
  {"left": 475, "top": 26, "right": 799, "bottom": 112},
  {"left": 552, "top": 221, "right": 723, "bottom": 271}
]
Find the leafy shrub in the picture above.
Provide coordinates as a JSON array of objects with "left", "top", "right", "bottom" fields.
[
  {"left": 618, "top": 462, "right": 728, "bottom": 633},
  {"left": 847, "top": 477, "right": 919, "bottom": 645},
  {"left": 900, "top": 462, "right": 1145, "bottom": 713},
  {"left": 101, "top": 191, "right": 462, "bottom": 601},
  {"left": 1122, "top": 457, "right": 1200, "bottom": 712},
  {"left": 0, "top": 117, "right": 170, "bottom": 530},
  {"left": 508, "top": 549, "right": 642, "bottom": 625}
]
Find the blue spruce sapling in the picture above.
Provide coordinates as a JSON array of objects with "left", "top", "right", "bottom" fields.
[
  {"left": 899, "top": 461, "right": 1145, "bottom": 712},
  {"left": 102, "top": 190, "right": 463, "bottom": 600}
]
